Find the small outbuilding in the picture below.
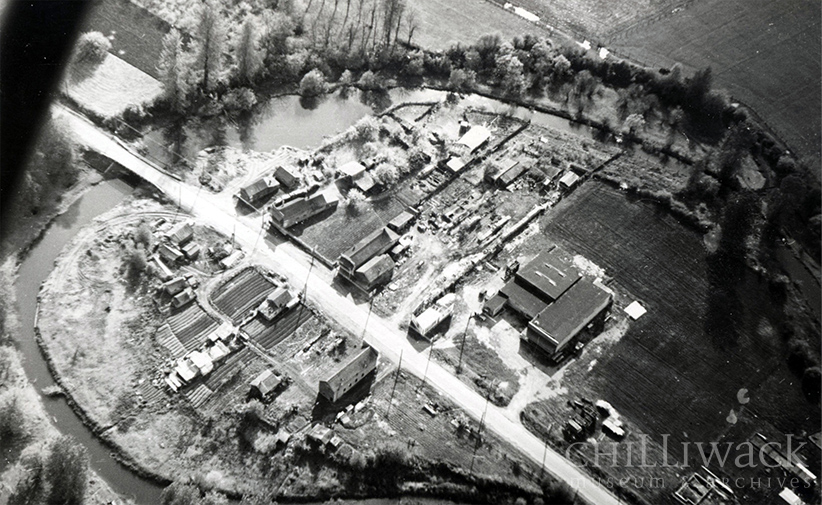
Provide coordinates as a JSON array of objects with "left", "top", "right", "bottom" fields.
[
  {"left": 159, "top": 243, "right": 184, "bottom": 264},
  {"left": 482, "top": 293, "right": 508, "bottom": 317},
  {"left": 338, "top": 161, "right": 366, "bottom": 180},
  {"left": 181, "top": 242, "right": 201, "bottom": 260},
  {"left": 166, "top": 221, "right": 194, "bottom": 247},
  {"left": 250, "top": 369, "right": 283, "bottom": 400},
  {"left": 387, "top": 211, "right": 415, "bottom": 233},
  {"left": 457, "top": 125, "right": 491, "bottom": 153},
  {"left": 172, "top": 287, "right": 196, "bottom": 308},
  {"left": 163, "top": 276, "right": 188, "bottom": 296},
  {"left": 559, "top": 171, "right": 581, "bottom": 190},
  {"left": 239, "top": 176, "right": 280, "bottom": 205}
]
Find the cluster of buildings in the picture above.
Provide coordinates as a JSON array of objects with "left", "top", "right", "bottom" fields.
[
  {"left": 483, "top": 246, "right": 613, "bottom": 362},
  {"left": 165, "top": 322, "right": 237, "bottom": 391}
]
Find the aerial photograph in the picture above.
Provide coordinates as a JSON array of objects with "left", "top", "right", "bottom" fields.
[{"left": 0, "top": 0, "right": 819, "bottom": 504}]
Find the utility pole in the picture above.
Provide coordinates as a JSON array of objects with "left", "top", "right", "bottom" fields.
[
  {"left": 540, "top": 439, "right": 548, "bottom": 478},
  {"left": 418, "top": 342, "right": 433, "bottom": 391},
  {"left": 470, "top": 393, "right": 491, "bottom": 475},
  {"left": 252, "top": 215, "right": 268, "bottom": 255},
  {"left": 386, "top": 349, "right": 402, "bottom": 419},
  {"left": 296, "top": 247, "right": 316, "bottom": 325},
  {"left": 457, "top": 312, "right": 472, "bottom": 374}
]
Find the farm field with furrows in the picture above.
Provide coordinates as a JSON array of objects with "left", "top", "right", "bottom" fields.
[
  {"left": 210, "top": 267, "right": 276, "bottom": 323},
  {"left": 242, "top": 304, "right": 317, "bottom": 350},
  {"left": 533, "top": 182, "right": 820, "bottom": 457},
  {"left": 604, "top": 0, "right": 821, "bottom": 163},
  {"left": 166, "top": 302, "right": 219, "bottom": 350}
]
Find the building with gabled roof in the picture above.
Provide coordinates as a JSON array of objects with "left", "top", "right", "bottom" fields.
[
  {"left": 559, "top": 171, "right": 581, "bottom": 190},
  {"left": 159, "top": 243, "right": 184, "bottom": 264},
  {"left": 352, "top": 254, "right": 394, "bottom": 292},
  {"left": 457, "top": 125, "right": 491, "bottom": 153},
  {"left": 270, "top": 189, "right": 339, "bottom": 228},
  {"left": 338, "top": 227, "right": 399, "bottom": 278},
  {"left": 527, "top": 278, "right": 612, "bottom": 356},
  {"left": 387, "top": 211, "right": 415, "bottom": 233},
  {"left": 166, "top": 221, "right": 194, "bottom": 246},
  {"left": 318, "top": 345, "right": 379, "bottom": 402},
  {"left": 338, "top": 161, "right": 366, "bottom": 179},
  {"left": 250, "top": 369, "right": 282, "bottom": 400},
  {"left": 275, "top": 165, "right": 300, "bottom": 189},
  {"left": 239, "top": 176, "right": 280, "bottom": 205}
]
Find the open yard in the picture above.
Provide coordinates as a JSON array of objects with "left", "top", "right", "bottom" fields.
[{"left": 605, "top": 0, "right": 821, "bottom": 164}]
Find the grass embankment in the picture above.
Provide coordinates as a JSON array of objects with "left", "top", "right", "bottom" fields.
[{"left": 0, "top": 258, "right": 130, "bottom": 505}]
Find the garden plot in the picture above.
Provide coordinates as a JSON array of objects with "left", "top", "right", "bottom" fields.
[
  {"left": 210, "top": 267, "right": 276, "bottom": 323},
  {"left": 242, "top": 305, "right": 317, "bottom": 351},
  {"left": 166, "top": 302, "right": 219, "bottom": 351}
]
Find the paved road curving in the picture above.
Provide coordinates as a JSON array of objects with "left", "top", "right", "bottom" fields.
[{"left": 58, "top": 105, "right": 621, "bottom": 505}]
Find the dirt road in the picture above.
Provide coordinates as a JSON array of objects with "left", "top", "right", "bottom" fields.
[{"left": 58, "top": 106, "right": 620, "bottom": 505}]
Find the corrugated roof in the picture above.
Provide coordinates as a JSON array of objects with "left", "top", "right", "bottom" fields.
[
  {"left": 516, "top": 248, "right": 580, "bottom": 301},
  {"left": 340, "top": 227, "right": 399, "bottom": 270},
  {"left": 529, "top": 278, "right": 612, "bottom": 349}
]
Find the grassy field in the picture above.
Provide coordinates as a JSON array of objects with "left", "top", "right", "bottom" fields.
[
  {"left": 604, "top": 0, "right": 821, "bottom": 163},
  {"left": 81, "top": 0, "right": 170, "bottom": 78},
  {"left": 65, "top": 54, "right": 163, "bottom": 119}
]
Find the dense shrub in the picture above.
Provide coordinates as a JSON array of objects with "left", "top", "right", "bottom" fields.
[
  {"left": 45, "top": 436, "right": 88, "bottom": 505},
  {"left": 72, "top": 32, "right": 111, "bottom": 67},
  {"left": 0, "top": 395, "right": 26, "bottom": 442},
  {"left": 299, "top": 68, "right": 327, "bottom": 97}
]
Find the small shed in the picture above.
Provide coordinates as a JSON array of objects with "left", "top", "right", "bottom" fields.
[
  {"left": 410, "top": 306, "right": 450, "bottom": 340},
  {"left": 387, "top": 211, "right": 415, "bottom": 233},
  {"left": 207, "top": 341, "right": 230, "bottom": 362},
  {"left": 181, "top": 242, "right": 201, "bottom": 260},
  {"left": 159, "top": 243, "right": 184, "bottom": 264},
  {"left": 250, "top": 369, "right": 282, "bottom": 399},
  {"left": 445, "top": 157, "right": 466, "bottom": 174},
  {"left": 172, "top": 287, "right": 195, "bottom": 308},
  {"left": 220, "top": 250, "right": 243, "bottom": 269},
  {"left": 239, "top": 176, "right": 280, "bottom": 205},
  {"left": 275, "top": 165, "right": 300, "bottom": 189},
  {"left": 153, "top": 256, "right": 174, "bottom": 281},
  {"left": 559, "top": 171, "right": 581, "bottom": 190}
]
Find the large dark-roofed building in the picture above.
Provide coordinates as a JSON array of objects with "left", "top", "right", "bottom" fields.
[
  {"left": 500, "top": 281, "right": 548, "bottom": 320},
  {"left": 516, "top": 247, "right": 580, "bottom": 302},
  {"left": 527, "top": 278, "right": 612, "bottom": 356},
  {"left": 339, "top": 228, "right": 399, "bottom": 274}
]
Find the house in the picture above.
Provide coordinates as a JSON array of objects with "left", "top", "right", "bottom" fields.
[
  {"left": 181, "top": 242, "right": 201, "bottom": 260},
  {"left": 270, "top": 189, "right": 339, "bottom": 228},
  {"left": 166, "top": 221, "right": 194, "bottom": 246},
  {"left": 338, "top": 161, "right": 366, "bottom": 180},
  {"left": 308, "top": 424, "right": 334, "bottom": 444},
  {"left": 457, "top": 125, "right": 491, "bottom": 153},
  {"left": 338, "top": 227, "right": 399, "bottom": 280},
  {"left": 174, "top": 357, "right": 198, "bottom": 383},
  {"left": 352, "top": 254, "right": 394, "bottom": 292},
  {"left": 275, "top": 165, "right": 300, "bottom": 189},
  {"left": 159, "top": 243, "right": 184, "bottom": 264},
  {"left": 526, "top": 278, "right": 612, "bottom": 358},
  {"left": 163, "top": 276, "right": 187, "bottom": 296},
  {"left": 387, "top": 211, "right": 415, "bottom": 233},
  {"left": 258, "top": 286, "right": 296, "bottom": 321},
  {"left": 239, "top": 176, "right": 280, "bottom": 205},
  {"left": 172, "top": 287, "right": 196, "bottom": 308},
  {"left": 559, "top": 171, "right": 581, "bottom": 190},
  {"left": 318, "top": 345, "right": 379, "bottom": 402},
  {"left": 353, "top": 172, "right": 377, "bottom": 194},
  {"left": 250, "top": 369, "right": 282, "bottom": 400}
]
